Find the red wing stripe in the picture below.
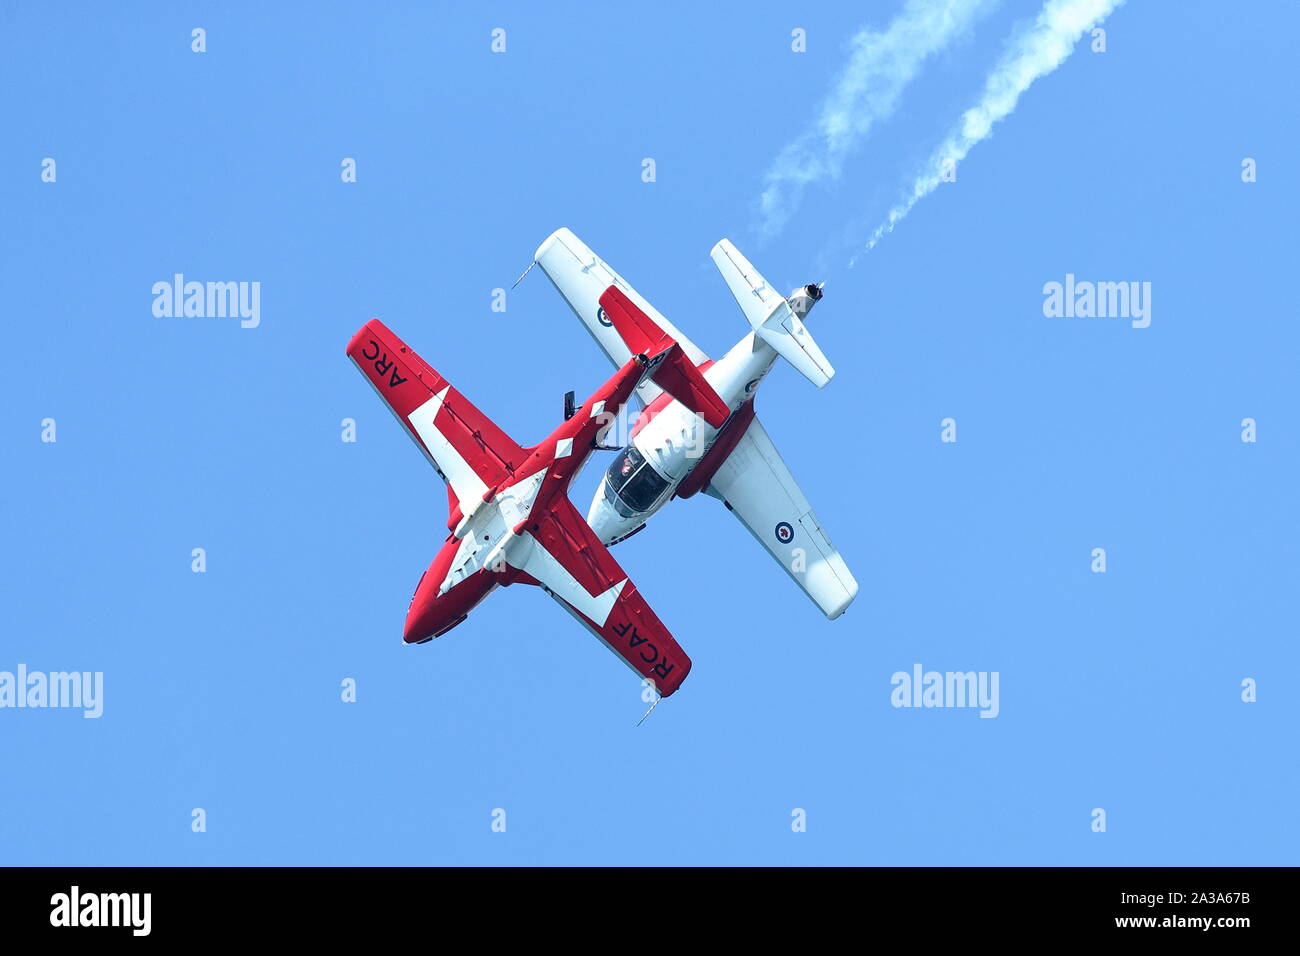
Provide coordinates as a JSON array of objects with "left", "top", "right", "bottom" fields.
[
  {"left": 559, "top": 581, "right": 693, "bottom": 697},
  {"left": 525, "top": 497, "right": 692, "bottom": 697},
  {"left": 346, "top": 319, "right": 528, "bottom": 501},
  {"left": 598, "top": 285, "right": 674, "bottom": 355},
  {"left": 648, "top": 344, "right": 730, "bottom": 428},
  {"left": 529, "top": 499, "right": 621, "bottom": 599},
  {"left": 597, "top": 287, "right": 729, "bottom": 428}
]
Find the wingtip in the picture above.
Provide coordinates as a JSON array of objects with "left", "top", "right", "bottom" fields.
[
  {"left": 345, "top": 319, "right": 380, "bottom": 356},
  {"left": 822, "top": 577, "right": 859, "bottom": 620},
  {"left": 532, "top": 226, "right": 574, "bottom": 264}
]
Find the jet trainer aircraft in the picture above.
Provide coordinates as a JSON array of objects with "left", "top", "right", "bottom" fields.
[
  {"left": 530, "top": 228, "right": 859, "bottom": 620},
  {"left": 346, "top": 316, "right": 729, "bottom": 696}
]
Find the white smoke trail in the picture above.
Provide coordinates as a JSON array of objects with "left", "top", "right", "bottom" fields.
[
  {"left": 850, "top": 0, "right": 1125, "bottom": 265},
  {"left": 756, "top": 0, "right": 997, "bottom": 240}
]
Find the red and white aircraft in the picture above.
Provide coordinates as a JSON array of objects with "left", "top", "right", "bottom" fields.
[
  {"left": 530, "top": 229, "right": 859, "bottom": 619},
  {"left": 346, "top": 316, "right": 729, "bottom": 697}
]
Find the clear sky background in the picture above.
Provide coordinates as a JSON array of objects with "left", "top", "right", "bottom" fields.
[{"left": 2, "top": 1, "right": 1296, "bottom": 865}]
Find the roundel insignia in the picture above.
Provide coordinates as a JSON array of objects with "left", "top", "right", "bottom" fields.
[
  {"left": 597, "top": 307, "right": 613, "bottom": 327},
  {"left": 775, "top": 521, "right": 795, "bottom": 544}
]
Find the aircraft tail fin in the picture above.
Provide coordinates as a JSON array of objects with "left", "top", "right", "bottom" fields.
[
  {"left": 709, "top": 239, "right": 834, "bottom": 388},
  {"left": 598, "top": 286, "right": 730, "bottom": 428}
]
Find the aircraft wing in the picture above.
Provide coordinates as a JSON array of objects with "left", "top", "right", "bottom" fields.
[
  {"left": 346, "top": 319, "right": 529, "bottom": 510},
  {"left": 515, "top": 495, "right": 692, "bottom": 696},
  {"left": 706, "top": 416, "right": 858, "bottom": 619},
  {"left": 533, "top": 227, "right": 709, "bottom": 405}
]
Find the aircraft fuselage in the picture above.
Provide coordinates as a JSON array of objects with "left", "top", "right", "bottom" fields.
[
  {"left": 404, "top": 353, "right": 648, "bottom": 643},
  {"left": 587, "top": 331, "right": 781, "bottom": 544}
]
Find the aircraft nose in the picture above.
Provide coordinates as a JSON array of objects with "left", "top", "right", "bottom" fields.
[
  {"left": 402, "top": 546, "right": 493, "bottom": 643},
  {"left": 586, "top": 480, "right": 638, "bottom": 544},
  {"left": 403, "top": 564, "right": 454, "bottom": 647},
  {"left": 402, "top": 571, "right": 442, "bottom": 644}
]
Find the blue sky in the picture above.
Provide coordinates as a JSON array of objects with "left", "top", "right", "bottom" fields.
[{"left": 1, "top": 0, "right": 1296, "bottom": 865}]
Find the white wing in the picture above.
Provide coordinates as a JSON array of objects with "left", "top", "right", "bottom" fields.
[
  {"left": 533, "top": 228, "right": 709, "bottom": 404},
  {"left": 707, "top": 416, "right": 858, "bottom": 619}
]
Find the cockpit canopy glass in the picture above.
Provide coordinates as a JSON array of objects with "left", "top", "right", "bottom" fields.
[{"left": 604, "top": 446, "right": 669, "bottom": 516}]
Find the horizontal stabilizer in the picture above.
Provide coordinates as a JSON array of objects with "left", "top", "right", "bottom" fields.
[
  {"left": 599, "top": 286, "right": 730, "bottom": 428},
  {"left": 710, "top": 239, "right": 835, "bottom": 388}
]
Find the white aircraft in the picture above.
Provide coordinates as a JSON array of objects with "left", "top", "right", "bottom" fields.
[{"left": 528, "top": 228, "right": 859, "bottom": 620}]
